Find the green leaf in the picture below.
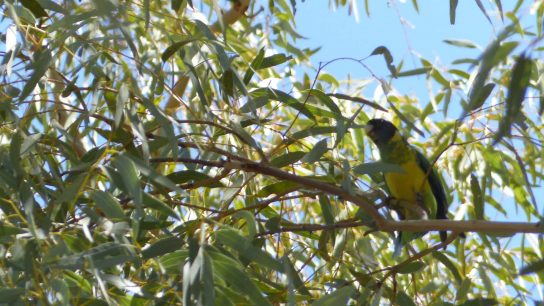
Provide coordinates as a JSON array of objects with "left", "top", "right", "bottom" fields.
[
  {"left": 311, "top": 286, "right": 356, "bottom": 306},
  {"left": 352, "top": 162, "right": 405, "bottom": 175},
  {"left": 210, "top": 249, "right": 273, "bottom": 306},
  {"left": 443, "top": 39, "right": 478, "bottom": 49},
  {"left": 301, "top": 139, "right": 328, "bottom": 163},
  {"left": 242, "top": 88, "right": 316, "bottom": 120},
  {"left": 0, "top": 288, "right": 24, "bottom": 303},
  {"left": 432, "top": 251, "right": 462, "bottom": 284},
  {"left": 305, "top": 89, "right": 341, "bottom": 115},
  {"left": 230, "top": 122, "right": 262, "bottom": 152},
  {"left": 161, "top": 38, "right": 200, "bottom": 62},
  {"left": 370, "top": 46, "right": 397, "bottom": 77},
  {"left": 114, "top": 155, "right": 142, "bottom": 211},
  {"left": 232, "top": 211, "right": 258, "bottom": 239},
  {"left": 142, "top": 193, "right": 179, "bottom": 220},
  {"left": 159, "top": 250, "right": 189, "bottom": 274},
  {"left": 456, "top": 278, "right": 472, "bottom": 301},
  {"left": 470, "top": 174, "right": 484, "bottom": 219},
  {"left": 493, "top": 54, "right": 532, "bottom": 145},
  {"left": 143, "top": 0, "right": 150, "bottom": 29},
  {"left": 459, "top": 298, "right": 498, "bottom": 306},
  {"left": 257, "top": 53, "right": 293, "bottom": 69},
  {"left": 449, "top": 0, "right": 459, "bottom": 24},
  {"left": 474, "top": 0, "right": 493, "bottom": 25},
  {"left": 243, "top": 48, "right": 265, "bottom": 85},
  {"left": 396, "top": 67, "right": 432, "bottom": 77},
  {"left": 258, "top": 181, "right": 300, "bottom": 197},
  {"left": 463, "top": 26, "right": 516, "bottom": 117},
  {"left": 395, "top": 291, "right": 416, "bottom": 306},
  {"left": 519, "top": 259, "right": 544, "bottom": 275},
  {"left": 171, "top": 0, "right": 184, "bottom": 11},
  {"left": 115, "top": 84, "right": 129, "bottom": 128},
  {"left": 21, "top": 0, "right": 48, "bottom": 17},
  {"left": 142, "top": 236, "right": 184, "bottom": 259},
  {"left": 215, "top": 229, "right": 283, "bottom": 272},
  {"left": 167, "top": 170, "right": 224, "bottom": 187},
  {"left": 20, "top": 49, "right": 52, "bottom": 101},
  {"left": 467, "top": 83, "right": 495, "bottom": 112},
  {"left": 270, "top": 151, "right": 306, "bottom": 167},
  {"left": 129, "top": 156, "right": 185, "bottom": 192},
  {"left": 91, "top": 191, "right": 126, "bottom": 220},
  {"left": 318, "top": 195, "right": 335, "bottom": 225},
  {"left": 397, "top": 261, "right": 425, "bottom": 274}
]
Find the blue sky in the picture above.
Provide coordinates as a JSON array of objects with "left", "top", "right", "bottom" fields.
[{"left": 295, "top": 1, "right": 504, "bottom": 81}]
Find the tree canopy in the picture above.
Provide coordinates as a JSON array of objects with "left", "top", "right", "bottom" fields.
[{"left": 1, "top": 0, "right": 544, "bottom": 305}]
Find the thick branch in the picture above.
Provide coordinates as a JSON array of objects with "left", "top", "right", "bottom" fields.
[{"left": 381, "top": 219, "right": 542, "bottom": 234}]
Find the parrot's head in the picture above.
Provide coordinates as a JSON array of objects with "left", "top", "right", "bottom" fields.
[{"left": 365, "top": 119, "right": 398, "bottom": 146}]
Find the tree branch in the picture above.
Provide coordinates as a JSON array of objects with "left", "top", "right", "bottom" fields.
[
  {"left": 381, "top": 219, "right": 542, "bottom": 234},
  {"left": 150, "top": 157, "right": 544, "bottom": 235}
]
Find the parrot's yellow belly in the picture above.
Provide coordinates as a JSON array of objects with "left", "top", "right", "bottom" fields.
[
  {"left": 385, "top": 162, "right": 425, "bottom": 200},
  {"left": 384, "top": 161, "right": 434, "bottom": 219}
]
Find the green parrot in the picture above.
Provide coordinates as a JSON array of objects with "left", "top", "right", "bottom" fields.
[{"left": 364, "top": 118, "right": 449, "bottom": 244}]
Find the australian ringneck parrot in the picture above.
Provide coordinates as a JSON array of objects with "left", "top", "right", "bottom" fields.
[{"left": 364, "top": 119, "right": 449, "bottom": 244}]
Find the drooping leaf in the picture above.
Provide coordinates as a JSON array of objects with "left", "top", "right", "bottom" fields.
[
  {"left": 21, "top": 0, "right": 48, "bottom": 17},
  {"left": 91, "top": 191, "right": 126, "bottom": 220},
  {"left": 493, "top": 54, "right": 532, "bottom": 145},
  {"left": 370, "top": 46, "right": 397, "bottom": 77},
  {"left": 241, "top": 88, "right": 316, "bottom": 120},
  {"left": 215, "top": 229, "right": 283, "bottom": 272},
  {"left": 270, "top": 151, "right": 306, "bottom": 167},
  {"left": 20, "top": 49, "right": 52, "bottom": 101},
  {"left": 395, "top": 291, "right": 416, "bottom": 306},
  {"left": 396, "top": 67, "right": 432, "bottom": 77},
  {"left": 519, "top": 258, "right": 544, "bottom": 275},
  {"left": 474, "top": 0, "right": 493, "bottom": 25},
  {"left": 257, "top": 181, "right": 300, "bottom": 197},
  {"left": 209, "top": 249, "right": 273, "bottom": 306},
  {"left": 432, "top": 251, "right": 462, "bottom": 284},
  {"left": 142, "top": 236, "right": 184, "bottom": 259},
  {"left": 161, "top": 38, "right": 200, "bottom": 62},
  {"left": 257, "top": 53, "right": 293, "bottom": 69},
  {"left": 450, "top": 0, "right": 459, "bottom": 24},
  {"left": 301, "top": 139, "right": 328, "bottom": 163},
  {"left": 470, "top": 174, "right": 484, "bottom": 219},
  {"left": 397, "top": 261, "right": 425, "bottom": 274},
  {"left": 243, "top": 48, "right": 265, "bottom": 84},
  {"left": 114, "top": 154, "right": 142, "bottom": 210}
]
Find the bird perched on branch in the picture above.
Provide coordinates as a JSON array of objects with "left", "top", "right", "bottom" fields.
[{"left": 365, "top": 118, "right": 452, "bottom": 247}]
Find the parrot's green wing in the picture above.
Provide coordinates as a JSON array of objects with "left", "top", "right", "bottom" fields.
[{"left": 414, "top": 149, "right": 448, "bottom": 242}]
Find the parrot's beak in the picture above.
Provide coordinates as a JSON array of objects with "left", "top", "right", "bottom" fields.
[{"left": 365, "top": 124, "right": 376, "bottom": 141}]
